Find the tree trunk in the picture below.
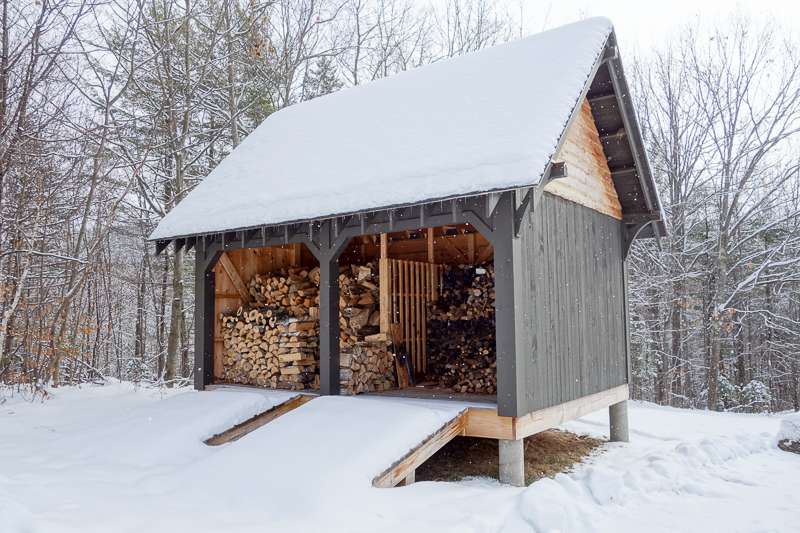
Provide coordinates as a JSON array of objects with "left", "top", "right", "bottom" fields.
[
  {"left": 134, "top": 258, "right": 147, "bottom": 368},
  {"left": 157, "top": 253, "right": 168, "bottom": 378},
  {"left": 668, "top": 285, "right": 682, "bottom": 406},
  {"left": 164, "top": 248, "right": 184, "bottom": 386},
  {"left": 708, "top": 249, "right": 727, "bottom": 411},
  {"left": 225, "top": 1, "right": 239, "bottom": 149}
]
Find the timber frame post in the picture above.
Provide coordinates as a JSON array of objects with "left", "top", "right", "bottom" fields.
[
  {"left": 194, "top": 243, "right": 224, "bottom": 390},
  {"left": 491, "top": 191, "right": 527, "bottom": 418},
  {"left": 307, "top": 220, "right": 351, "bottom": 395}
]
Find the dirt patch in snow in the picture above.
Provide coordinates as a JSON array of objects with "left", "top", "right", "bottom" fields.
[
  {"left": 778, "top": 439, "right": 800, "bottom": 454},
  {"left": 416, "top": 428, "right": 605, "bottom": 485}
]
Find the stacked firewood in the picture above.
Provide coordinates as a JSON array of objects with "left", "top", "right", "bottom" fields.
[
  {"left": 220, "top": 263, "right": 396, "bottom": 394},
  {"left": 220, "top": 312, "right": 319, "bottom": 390},
  {"left": 339, "top": 343, "right": 396, "bottom": 395},
  {"left": 426, "top": 263, "right": 496, "bottom": 394},
  {"left": 338, "top": 263, "right": 397, "bottom": 395},
  {"left": 220, "top": 267, "right": 321, "bottom": 390},
  {"left": 248, "top": 267, "right": 321, "bottom": 319}
]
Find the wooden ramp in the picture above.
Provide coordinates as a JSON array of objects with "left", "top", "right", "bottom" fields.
[
  {"left": 205, "top": 394, "right": 314, "bottom": 446},
  {"left": 199, "top": 386, "right": 627, "bottom": 490},
  {"left": 372, "top": 409, "right": 468, "bottom": 488}
]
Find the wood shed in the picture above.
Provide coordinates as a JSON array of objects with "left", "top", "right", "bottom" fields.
[{"left": 151, "top": 17, "right": 665, "bottom": 485}]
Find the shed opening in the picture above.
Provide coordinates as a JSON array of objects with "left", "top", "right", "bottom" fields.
[{"left": 214, "top": 224, "right": 497, "bottom": 399}]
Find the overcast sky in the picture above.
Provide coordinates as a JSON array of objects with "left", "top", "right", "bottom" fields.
[{"left": 477, "top": 0, "right": 800, "bottom": 55}]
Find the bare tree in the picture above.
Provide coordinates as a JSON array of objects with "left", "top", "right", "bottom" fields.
[{"left": 630, "top": 14, "right": 800, "bottom": 412}]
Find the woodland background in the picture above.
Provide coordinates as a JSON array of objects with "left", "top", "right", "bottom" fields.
[{"left": 1, "top": 0, "right": 798, "bottom": 413}]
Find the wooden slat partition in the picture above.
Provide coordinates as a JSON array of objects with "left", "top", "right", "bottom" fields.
[{"left": 384, "top": 258, "right": 443, "bottom": 373}]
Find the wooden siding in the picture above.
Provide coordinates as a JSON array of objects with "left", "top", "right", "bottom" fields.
[
  {"left": 519, "top": 192, "right": 627, "bottom": 414},
  {"left": 547, "top": 98, "right": 622, "bottom": 220}
]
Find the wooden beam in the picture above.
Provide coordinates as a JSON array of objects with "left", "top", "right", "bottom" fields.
[
  {"left": 372, "top": 410, "right": 467, "bottom": 488},
  {"left": 397, "top": 470, "right": 415, "bottom": 486},
  {"left": 379, "top": 234, "right": 389, "bottom": 334},
  {"left": 513, "top": 384, "right": 628, "bottom": 440},
  {"left": 155, "top": 239, "right": 171, "bottom": 256},
  {"left": 427, "top": 229, "right": 434, "bottom": 263},
  {"left": 442, "top": 240, "right": 469, "bottom": 264},
  {"left": 218, "top": 251, "right": 253, "bottom": 305},
  {"left": 463, "top": 384, "right": 629, "bottom": 440},
  {"left": 195, "top": 249, "right": 222, "bottom": 390},
  {"left": 475, "top": 244, "right": 494, "bottom": 265},
  {"left": 588, "top": 92, "right": 616, "bottom": 104},
  {"left": 467, "top": 233, "right": 475, "bottom": 263},
  {"left": 204, "top": 395, "right": 314, "bottom": 446},
  {"left": 464, "top": 408, "right": 514, "bottom": 440}
]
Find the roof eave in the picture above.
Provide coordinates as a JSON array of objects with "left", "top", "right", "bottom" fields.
[{"left": 604, "top": 30, "right": 667, "bottom": 242}]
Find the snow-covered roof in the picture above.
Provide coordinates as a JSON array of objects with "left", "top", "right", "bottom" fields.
[{"left": 151, "top": 17, "right": 614, "bottom": 241}]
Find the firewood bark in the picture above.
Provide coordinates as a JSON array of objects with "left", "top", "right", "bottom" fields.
[
  {"left": 220, "top": 261, "right": 397, "bottom": 395},
  {"left": 426, "top": 263, "right": 496, "bottom": 394}
]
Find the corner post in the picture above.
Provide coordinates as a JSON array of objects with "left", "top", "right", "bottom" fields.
[
  {"left": 491, "top": 191, "right": 527, "bottom": 418},
  {"left": 609, "top": 401, "right": 630, "bottom": 442},
  {"left": 194, "top": 243, "right": 222, "bottom": 391}
]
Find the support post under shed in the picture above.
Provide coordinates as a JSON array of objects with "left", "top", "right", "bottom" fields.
[
  {"left": 609, "top": 400, "right": 629, "bottom": 442},
  {"left": 499, "top": 438, "right": 525, "bottom": 487}
]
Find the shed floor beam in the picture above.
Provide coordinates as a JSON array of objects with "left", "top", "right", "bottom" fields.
[{"left": 464, "top": 384, "right": 629, "bottom": 440}]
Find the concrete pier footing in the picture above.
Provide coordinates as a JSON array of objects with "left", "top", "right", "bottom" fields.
[
  {"left": 609, "top": 400, "right": 630, "bottom": 442},
  {"left": 499, "top": 438, "right": 525, "bottom": 487}
]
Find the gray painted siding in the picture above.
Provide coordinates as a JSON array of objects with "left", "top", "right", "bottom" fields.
[{"left": 520, "top": 193, "right": 627, "bottom": 414}]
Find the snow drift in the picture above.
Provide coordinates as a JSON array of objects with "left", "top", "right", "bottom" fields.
[{"left": 2, "top": 382, "right": 799, "bottom": 533}]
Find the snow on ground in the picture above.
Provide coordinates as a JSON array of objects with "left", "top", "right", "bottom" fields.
[
  {"left": 780, "top": 413, "right": 800, "bottom": 443},
  {"left": 1, "top": 381, "right": 799, "bottom": 533}
]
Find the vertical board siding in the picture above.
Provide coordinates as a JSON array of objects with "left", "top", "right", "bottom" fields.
[{"left": 520, "top": 193, "right": 627, "bottom": 414}]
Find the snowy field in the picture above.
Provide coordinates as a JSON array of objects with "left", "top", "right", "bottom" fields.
[{"left": 1, "top": 382, "right": 798, "bottom": 533}]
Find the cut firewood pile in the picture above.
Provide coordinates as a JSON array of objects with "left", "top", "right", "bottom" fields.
[
  {"left": 426, "top": 263, "right": 496, "bottom": 394},
  {"left": 220, "top": 263, "right": 396, "bottom": 394},
  {"left": 220, "top": 266, "right": 322, "bottom": 390},
  {"left": 338, "top": 262, "right": 397, "bottom": 395}
]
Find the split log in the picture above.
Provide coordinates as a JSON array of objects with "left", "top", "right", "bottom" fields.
[
  {"left": 221, "top": 260, "right": 396, "bottom": 395},
  {"left": 426, "top": 263, "right": 496, "bottom": 394}
]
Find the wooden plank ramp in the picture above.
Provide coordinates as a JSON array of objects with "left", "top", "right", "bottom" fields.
[
  {"left": 205, "top": 395, "right": 314, "bottom": 446},
  {"left": 372, "top": 409, "right": 468, "bottom": 488}
]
